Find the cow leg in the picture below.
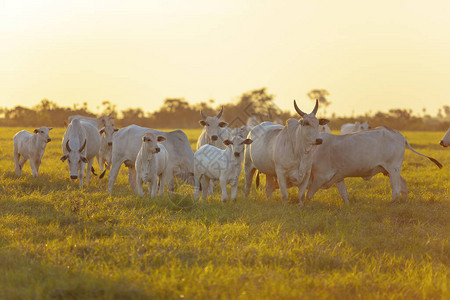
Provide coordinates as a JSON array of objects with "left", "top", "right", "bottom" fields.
[
  {"left": 194, "top": 174, "right": 201, "bottom": 201},
  {"left": 230, "top": 181, "right": 238, "bottom": 201},
  {"left": 400, "top": 176, "right": 407, "bottom": 197},
  {"left": 201, "top": 176, "right": 210, "bottom": 202},
  {"left": 136, "top": 175, "right": 144, "bottom": 197},
  {"left": 297, "top": 169, "right": 312, "bottom": 206},
  {"left": 85, "top": 158, "right": 95, "bottom": 185},
  {"left": 18, "top": 157, "right": 28, "bottom": 175},
  {"left": 78, "top": 162, "right": 85, "bottom": 188},
  {"left": 128, "top": 166, "right": 137, "bottom": 192},
  {"left": 276, "top": 172, "right": 288, "bottom": 203},
  {"left": 244, "top": 165, "right": 256, "bottom": 197},
  {"left": 335, "top": 180, "right": 349, "bottom": 205},
  {"left": 30, "top": 158, "right": 40, "bottom": 178},
  {"left": 265, "top": 175, "right": 275, "bottom": 199},
  {"left": 220, "top": 178, "right": 228, "bottom": 202},
  {"left": 150, "top": 175, "right": 158, "bottom": 198},
  {"left": 305, "top": 179, "right": 322, "bottom": 203},
  {"left": 208, "top": 179, "right": 215, "bottom": 196},
  {"left": 14, "top": 152, "right": 22, "bottom": 175},
  {"left": 389, "top": 171, "right": 402, "bottom": 201},
  {"left": 108, "top": 159, "right": 123, "bottom": 194}
]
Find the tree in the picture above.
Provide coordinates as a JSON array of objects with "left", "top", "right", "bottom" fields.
[{"left": 307, "top": 89, "right": 331, "bottom": 108}]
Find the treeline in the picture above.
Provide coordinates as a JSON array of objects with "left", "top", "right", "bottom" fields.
[{"left": 0, "top": 88, "right": 449, "bottom": 131}]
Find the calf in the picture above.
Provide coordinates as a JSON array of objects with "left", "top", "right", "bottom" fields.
[
  {"left": 13, "top": 127, "right": 52, "bottom": 177},
  {"left": 194, "top": 136, "right": 252, "bottom": 202},
  {"left": 340, "top": 121, "right": 369, "bottom": 135},
  {"left": 135, "top": 133, "right": 169, "bottom": 198}
]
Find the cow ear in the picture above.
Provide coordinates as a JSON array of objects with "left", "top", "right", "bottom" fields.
[
  {"left": 99, "top": 127, "right": 105, "bottom": 135},
  {"left": 219, "top": 121, "right": 228, "bottom": 128},
  {"left": 223, "top": 139, "right": 232, "bottom": 146},
  {"left": 60, "top": 155, "right": 68, "bottom": 162},
  {"left": 48, "top": 127, "right": 53, "bottom": 131},
  {"left": 243, "top": 138, "right": 253, "bottom": 145},
  {"left": 81, "top": 157, "right": 88, "bottom": 163},
  {"left": 157, "top": 136, "right": 166, "bottom": 142},
  {"left": 199, "top": 120, "right": 207, "bottom": 127},
  {"left": 114, "top": 128, "right": 119, "bottom": 132},
  {"left": 34, "top": 129, "right": 39, "bottom": 134},
  {"left": 319, "top": 119, "right": 330, "bottom": 125}
]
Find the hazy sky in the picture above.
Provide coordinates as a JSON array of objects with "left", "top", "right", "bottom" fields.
[{"left": 1, "top": 0, "right": 449, "bottom": 117}]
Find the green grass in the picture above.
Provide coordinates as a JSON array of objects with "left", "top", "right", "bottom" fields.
[{"left": 0, "top": 127, "right": 449, "bottom": 299}]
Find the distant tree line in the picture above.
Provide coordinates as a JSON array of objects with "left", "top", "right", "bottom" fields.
[{"left": 0, "top": 88, "right": 449, "bottom": 131}]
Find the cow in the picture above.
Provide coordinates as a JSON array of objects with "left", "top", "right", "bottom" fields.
[
  {"left": 304, "top": 127, "right": 443, "bottom": 205},
  {"left": 13, "top": 127, "right": 52, "bottom": 177},
  {"left": 319, "top": 124, "right": 331, "bottom": 133},
  {"left": 68, "top": 115, "right": 118, "bottom": 178},
  {"left": 195, "top": 135, "right": 252, "bottom": 202},
  {"left": 107, "top": 125, "right": 194, "bottom": 195},
  {"left": 232, "top": 125, "right": 252, "bottom": 140},
  {"left": 244, "top": 100, "right": 329, "bottom": 202},
  {"left": 135, "top": 132, "right": 169, "bottom": 198},
  {"left": 197, "top": 107, "right": 231, "bottom": 150},
  {"left": 340, "top": 121, "right": 369, "bottom": 135},
  {"left": 61, "top": 119, "right": 101, "bottom": 188},
  {"left": 440, "top": 127, "right": 450, "bottom": 147},
  {"left": 247, "top": 116, "right": 260, "bottom": 128}
]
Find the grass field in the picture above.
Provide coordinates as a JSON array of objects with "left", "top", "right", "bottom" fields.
[{"left": 0, "top": 127, "right": 449, "bottom": 299}]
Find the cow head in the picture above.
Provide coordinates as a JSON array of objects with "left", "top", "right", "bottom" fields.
[
  {"left": 294, "top": 99, "right": 329, "bottom": 147},
  {"left": 440, "top": 128, "right": 450, "bottom": 147},
  {"left": 360, "top": 122, "right": 369, "bottom": 130},
  {"left": 199, "top": 107, "right": 228, "bottom": 143},
  {"left": 34, "top": 127, "right": 52, "bottom": 143},
  {"left": 60, "top": 139, "right": 88, "bottom": 180},
  {"left": 99, "top": 125, "right": 119, "bottom": 146},
  {"left": 141, "top": 132, "right": 166, "bottom": 157},
  {"left": 223, "top": 136, "right": 253, "bottom": 158}
]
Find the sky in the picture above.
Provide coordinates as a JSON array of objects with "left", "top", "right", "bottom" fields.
[{"left": 1, "top": 0, "right": 450, "bottom": 117}]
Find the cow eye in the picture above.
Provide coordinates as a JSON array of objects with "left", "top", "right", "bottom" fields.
[{"left": 206, "top": 124, "right": 209, "bottom": 126}]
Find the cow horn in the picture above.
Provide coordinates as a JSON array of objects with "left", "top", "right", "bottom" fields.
[
  {"left": 311, "top": 99, "right": 319, "bottom": 115},
  {"left": 293, "top": 100, "right": 306, "bottom": 117},
  {"left": 216, "top": 106, "right": 224, "bottom": 119},
  {"left": 79, "top": 139, "right": 87, "bottom": 152},
  {"left": 66, "top": 139, "right": 72, "bottom": 152},
  {"left": 200, "top": 110, "right": 207, "bottom": 119}
]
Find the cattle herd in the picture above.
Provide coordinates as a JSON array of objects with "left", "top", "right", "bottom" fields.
[{"left": 13, "top": 100, "right": 447, "bottom": 205}]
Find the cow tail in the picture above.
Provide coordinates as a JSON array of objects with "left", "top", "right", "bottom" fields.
[
  {"left": 405, "top": 140, "right": 443, "bottom": 169},
  {"left": 91, "top": 166, "right": 98, "bottom": 176},
  {"left": 255, "top": 171, "right": 260, "bottom": 189}
]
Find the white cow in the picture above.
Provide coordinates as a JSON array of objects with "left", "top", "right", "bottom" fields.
[
  {"left": 440, "top": 128, "right": 450, "bottom": 147},
  {"left": 232, "top": 125, "right": 252, "bottom": 139},
  {"left": 340, "top": 121, "right": 369, "bottom": 135},
  {"left": 68, "top": 115, "right": 118, "bottom": 178},
  {"left": 244, "top": 100, "right": 329, "bottom": 203},
  {"left": 319, "top": 124, "right": 331, "bottom": 133},
  {"left": 135, "top": 132, "right": 169, "bottom": 198},
  {"left": 197, "top": 107, "right": 231, "bottom": 150},
  {"left": 61, "top": 119, "right": 101, "bottom": 188},
  {"left": 13, "top": 127, "right": 52, "bottom": 177},
  {"left": 305, "top": 127, "right": 443, "bottom": 204},
  {"left": 108, "top": 125, "right": 194, "bottom": 194},
  {"left": 195, "top": 135, "right": 252, "bottom": 202}
]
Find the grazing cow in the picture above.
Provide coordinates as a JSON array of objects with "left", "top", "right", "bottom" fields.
[
  {"left": 247, "top": 116, "right": 260, "bottom": 128},
  {"left": 69, "top": 115, "right": 118, "bottom": 178},
  {"left": 13, "top": 127, "right": 52, "bottom": 177},
  {"left": 98, "top": 125, "right": 119, "bottom": 178},
  {"left": 304, "top": 127, "right": 443, "bottom": 205},
  {"left": 195, "top": 136, "right": 252, "bottom": 202},
  {"left": 197, "top": 107, "right": 231, "bottom": 150},
  {"left": 135, "top": 132, "right": 169, "bottom": 198},
  {"left": 61, "top": 119, "right": 101, "bottom": 188},
  {"left": 319, "top": 124, "right": 331, "bottom": 133},
  {"left": 108, "top": 125, "right": 194, "bottom": 194},
  {"left": 244, "top": 100, "right": 329, "bottom": 202},
  {"left": 340, "top": 121, "right": 369, "bottom": 135},
  {"left": 440, "top": 128, "right": 450, "bottom": 147}
]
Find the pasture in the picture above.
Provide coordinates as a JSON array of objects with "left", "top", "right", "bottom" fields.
[{"left": 0, "top": 127, "right": 448, "bottom": 299}]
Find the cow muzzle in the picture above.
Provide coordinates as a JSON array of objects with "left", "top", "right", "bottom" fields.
[
  {"left": 440, "top": 140, "right": 448, "bottom": 147},
  {"left": 234, "top": 152, "right": 240, "bottom": 158},
  {"left": 47, "top": 138, "right": 51, "bottom": 143},
  {"left": 155, "top": 147, "right": 160, "bottom": 153},
  {"left": 108, "top": 142, "right": 112, "bottom": 146},
  {"left": 211, "top": 135, "right": 218, "bottom": 141},
  {"left": 70, "top": 175, "right": 78, "bottom": 180},
  {"left": 315, "top": 138, "right": 323, "bottom": 145}
]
